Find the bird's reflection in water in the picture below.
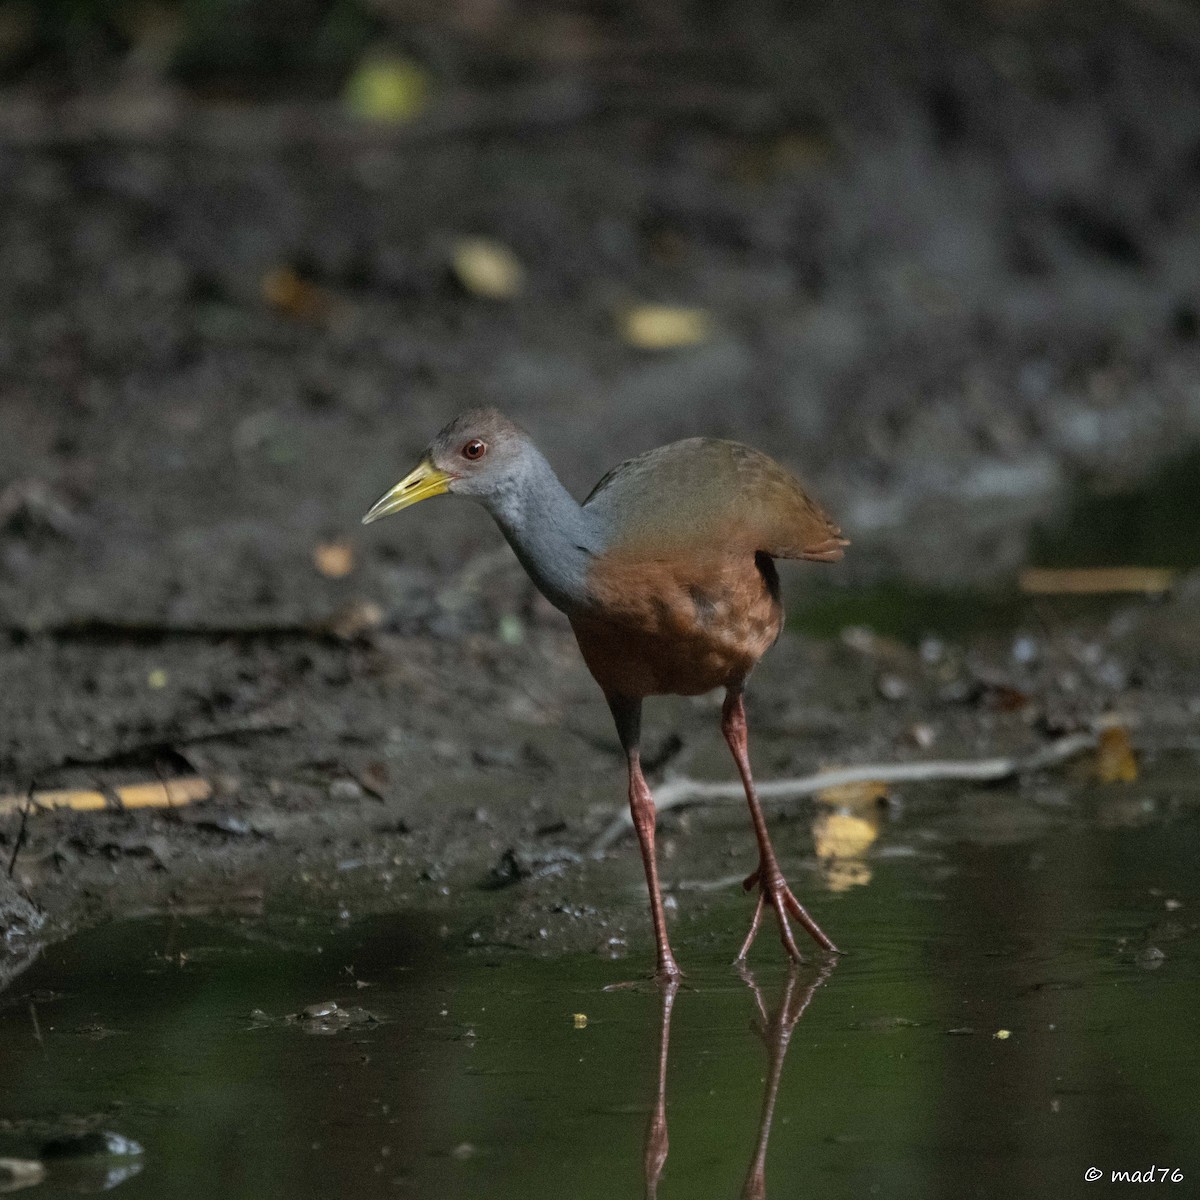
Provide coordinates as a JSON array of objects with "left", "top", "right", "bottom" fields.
[
  {"left": 641, "top": 961, "right": 835, "bottom": 1200},
  {"left": 643, "top": 978, "right": 677, "bottom": 1200}
]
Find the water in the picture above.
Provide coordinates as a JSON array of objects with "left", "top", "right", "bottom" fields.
[{"left": 3, "top": 757, "right": 1198, "bottom": 1199}]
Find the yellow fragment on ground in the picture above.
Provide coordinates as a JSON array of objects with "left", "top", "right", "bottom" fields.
[
  {"left": 619, "top": 305, "right": 712, "bottom": 350},
  {"left": 1019, "top": 567, "right": 1175, "bottom": 595},
  {"left": 313, "top": 540, "right": 356, "bottom": 578},
  {"left": 1092, "top": 726, "right": 1138, "bottom": 784},
  {"left": 344, "top": 54, "right": 429, "bottom": 123},
  {"left": 451, "top": 238, "right": 525, "bottom": 300},
  {"left": 0, "top": 777, "right": 211, "bottom": 816}
]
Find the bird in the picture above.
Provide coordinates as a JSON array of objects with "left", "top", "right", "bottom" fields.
[{"left": 363, "top": 409, "right": 847, "bottom": 980}]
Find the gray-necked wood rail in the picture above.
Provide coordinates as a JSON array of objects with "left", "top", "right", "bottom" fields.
[{"left": 364, "top": 409, "right": 847, "bottom": 980}]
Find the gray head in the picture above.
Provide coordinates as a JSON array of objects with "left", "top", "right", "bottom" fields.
[
  {"left": 363, "top": 407, "right": 598, "bottom": 614},
  {"left": 362, "top": 408, "right": 535, "bottom": 523}
]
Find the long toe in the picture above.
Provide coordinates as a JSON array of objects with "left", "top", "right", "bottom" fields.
[
  {"left": 778, "top": 882, "right": 838, "bottom": 953},
  {"left": 738, "top": 868, "right": 837, "bottom": 963}
]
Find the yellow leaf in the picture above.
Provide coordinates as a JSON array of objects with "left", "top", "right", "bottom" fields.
[
  {"left": 313, "top": 540, "right": 355, "bottom": 579},
  {"left": 815, "top": 779, "right": 890, "bottom": 808},
  {"left": 619, "top": 305, "right": 712, "bottom": 350},
  {"left": 344, "top": 54, "right": 429, "bottom": 124},
  {"left": 1093, "top": 726, "right": 1138, "bottom": 784},
  {"left": 451, "top": 238, "right": 525, "bottom": 300},
  {"left": 812, "top": 810, "right": 880, "bottom": 861}
]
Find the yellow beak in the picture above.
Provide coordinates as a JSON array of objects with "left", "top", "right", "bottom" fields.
[{"left": 362, "top": 458, "right": 454, "bottom": 524}]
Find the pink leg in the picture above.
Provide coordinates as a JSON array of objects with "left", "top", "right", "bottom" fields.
[
  {"left": 627, "top": 750, "right": 682, "bottom": 981},
  {"left": 608, "top": 693, "right": 682, "bottom": 982},
  {"left": 721, "top": 690, "right": 837, "bottom": 962}
]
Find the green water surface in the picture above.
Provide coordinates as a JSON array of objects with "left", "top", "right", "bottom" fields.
[{"left": 2, "top": 759, "right": 1198, "bottom": 1200}]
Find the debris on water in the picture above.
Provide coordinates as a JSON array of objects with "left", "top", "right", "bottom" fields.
[
  {"left": 482, "top": 846, "right": 579, "bottom": 890},
  {"left": 41, "top": 1131, "right": 143, "bottom": 1159},
  {"left": 854, "top": 1016, "right": 921, "bottom": 1031},
  {"left": 0, "top": 1158, "right": 46, "bottom": 1190},
  {"left": 72, "top": 1023, "right": 123, "bottom": 1041},
  {"left": 993, "top": 1029, "right": 1012, "bottom": 1040},
  {"left": 275, "top": 1000, "right": 381, "bottom": 1034},
  {"left": 449, "top": 1143, "right": 477, "bottom": 1161},
  {"left": 1135, "top": 946, "right": 1166, "bottom": 970},
  {"left": 302, "top": 1000, "right": 339, "bottom": 1019},
  {"left": 572, "top": 1013, "right": 588, "bottom": 1029},
  {"left": 945, "top": 1027, "right": 975, "bottom": 1035}
]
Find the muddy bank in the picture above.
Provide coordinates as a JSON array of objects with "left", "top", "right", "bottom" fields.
[{"left": 3, "top": 573, "right": 1198, "bottom": 990}]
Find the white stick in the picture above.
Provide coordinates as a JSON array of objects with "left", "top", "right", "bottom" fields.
[{"left": 587, "top": 730, "right": 1099, "bottom": 858}]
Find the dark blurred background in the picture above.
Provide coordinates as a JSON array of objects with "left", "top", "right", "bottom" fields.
[{"left": 2, "top": 0, "right": 1199, "bottom": 634}]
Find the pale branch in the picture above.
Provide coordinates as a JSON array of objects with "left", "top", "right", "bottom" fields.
[{"left": 587, "top": 730, "right": 1100, "bottom": 858}]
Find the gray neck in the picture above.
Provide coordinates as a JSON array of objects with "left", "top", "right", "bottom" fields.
[{"left": 481, "top": 448, "right": 601, "bottom": 615}]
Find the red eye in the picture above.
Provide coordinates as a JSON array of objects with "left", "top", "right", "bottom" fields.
[{"left": 462, "top": 439, "right": 487, "bottom": 461}]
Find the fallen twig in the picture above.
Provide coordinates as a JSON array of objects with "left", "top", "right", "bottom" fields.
[
  {"left": 587, "top": 729, "right": 1100, "bottom": 858},
  {"left": 5, "top": 784, "right": 33, "bottom": 877},
  {"left": 1019, "top": 566, "right": 1175, "bottom": 595},
  {"left": 0, "top": 777, "right": 211, "bottom": 818}
]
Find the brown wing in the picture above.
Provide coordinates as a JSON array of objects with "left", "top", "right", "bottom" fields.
[{"left": 583, "top": 438, "right": 847, "bottom": 563}]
